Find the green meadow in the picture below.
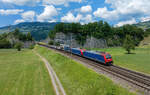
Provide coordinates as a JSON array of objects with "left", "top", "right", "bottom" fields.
[
  {"left": 35, "top": 45, "right": 136, "bottom": 95},
  {"left": 91, "top": 46, "right": 150, "bottom": 74},
  {"left": 0, "top": 49, "right": 55, "bottom": 95}
]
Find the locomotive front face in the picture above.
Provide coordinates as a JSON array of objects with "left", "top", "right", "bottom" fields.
[{"left": 105, "top": 54, "right": 113, "bottom": 65}]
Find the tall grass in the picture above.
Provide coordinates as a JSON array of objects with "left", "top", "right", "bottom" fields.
[
  {"left": 0, "top": 49, "right": 55, "bottom": 95},
  {"left": 35, "top": 45, "right": 136, "bottom": 95}
]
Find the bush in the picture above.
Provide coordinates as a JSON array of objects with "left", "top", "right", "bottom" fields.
[
  {"left": 15, "top": 42, "right": 22, "bottom": 51},
  {"left": 29, "top": 44, "right": 35, "bottom": 49},
  {"left": 55, "top": 42, "right": 60, "bottom": 46},
  {"left": 48, "top": 40, "right": 54, "bottom": 45},
  {"left": 0, "top": 39, "right": 11, "bottom": 48}
]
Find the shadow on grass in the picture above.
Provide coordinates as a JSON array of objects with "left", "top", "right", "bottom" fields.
[{"left": 124, "top": 52, "right": 136, "bottom": 54}]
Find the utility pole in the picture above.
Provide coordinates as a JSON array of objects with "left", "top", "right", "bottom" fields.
[
  {"left": 90, "top": 29, "right": 92, "bottom": 51},
  {"left": 8, "top": 25, "right": 11, "bottom": 32},
  {"left": 81, "top": 32, "right": 83, "bottom": 49},
  {"left": 70, "top": 33, "right": 72, "bottom": 56}
]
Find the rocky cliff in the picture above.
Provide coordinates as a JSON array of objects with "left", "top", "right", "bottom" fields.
[{"left": 50, "top": 32, "right": 108, "bottom": 48}]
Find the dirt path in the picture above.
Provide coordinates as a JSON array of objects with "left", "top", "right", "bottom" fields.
[{"left": 34, "top": 50, "right": 66, "bottom": 95}]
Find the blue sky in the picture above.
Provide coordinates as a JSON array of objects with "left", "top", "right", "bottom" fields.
[{"left": 0, "top": 0, "right": 150, "bottom": 27}]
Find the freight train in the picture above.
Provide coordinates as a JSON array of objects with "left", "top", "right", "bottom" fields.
[{"left": 38, "top": 43, "right": 113, "bottom": 66}]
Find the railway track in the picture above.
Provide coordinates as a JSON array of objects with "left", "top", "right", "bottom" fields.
[{"left": 38, "top": 44, "right": 150, "bottom": 94}]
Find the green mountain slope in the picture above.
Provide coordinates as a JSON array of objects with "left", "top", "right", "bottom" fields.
[
  {"left": 135, "top": 21, "right": 150, "bottom": 29},
  {"left": 0, "top": 22, "right": 58, "bottom": 41}
]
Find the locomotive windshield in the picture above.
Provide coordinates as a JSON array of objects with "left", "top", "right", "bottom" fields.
[{"left": 106, "top": 54, "right": 112, "bottom": 59}]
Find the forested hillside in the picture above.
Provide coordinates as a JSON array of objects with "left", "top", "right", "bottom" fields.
[
  {"left": 135, "top": 21, "right": 150, "bottom": 29},
  {"left": 0, "top": 21, "right": 150, "bottom": 43},
  {"left": 49, "top": 21, "right": 150, "bottom": 47},
  {"left": 0, "top": 22, "right": 58, "bottom": 40}
]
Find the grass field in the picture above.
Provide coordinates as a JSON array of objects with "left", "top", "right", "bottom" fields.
[
  {"left": 0, "top": 49, "right": 55, "bottom": 95},
  {"left": 35, "top": 45, "right": 136, "bottom": 95},
  {"left": 91, "top": 46, "right": 150, "bottom": 74}
]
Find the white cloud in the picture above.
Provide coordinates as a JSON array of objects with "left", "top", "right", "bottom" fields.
[
  {"left": 61, "top": 12, "right": 93, "bottom": 24},
  {"left": 94, "top": 0, "right": 150, "bottom": 21},
  {"left": 48, "top": 19, "right": 57, "bottom": 23},
  {"left": 13, "top": 11, "right": 35, "bottom": 24},
  {"left": 1, "top": 0, "right": 82, "bottom": 6},
  {"left": 115, "top": 18, "right": 137, "bottom": 27},
  {"left": 105, "top": 0, "right": 150, "bottom": 15},
  {"left": 57, "top": 8, "right": 62, "bottom": 11},
  {"left": 21, "top": 11, "right": 35, "bottom": 21},
  {"left": 82, "top": 14, "right": 93, "bottom": 24},
  {"left": 14, "top": 19, "right": 25, "bottom": 24},
  {"left": 0, "top": 9, "right": 23, "bottom": 15},
  {"left": 80, "top": 5, "right": 92, "bottom": 13},
  {"left": 42, "top": 0, "right": 82, "bottom": 6},
  {"left": 61, "top": 12, "right": 82, "bottom": 23},
  {"left": 140, "top": 17, "right": 150, "bottom": 22},
  {"left": 37, "top": 5, "right": 58, "bottom": 22},
  {"left": 1, "top": 0, "right": 40, "bottom": 6},
  {"left": 93, "top": 7, "right": 118, "bottom": 20}
]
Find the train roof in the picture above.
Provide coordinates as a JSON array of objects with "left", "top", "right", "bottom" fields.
[
  {"left": 71, "top": 48, "right": 110, "bottom": 55},
  {"left": 85, "top": 50, "right": 107, "bottom": 55},
  {"left": 72, "top": 48, "right": 80, "bottom": 50}
]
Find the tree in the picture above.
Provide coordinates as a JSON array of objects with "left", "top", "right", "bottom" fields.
[
  {"left": 102, "top": 21, "right": 112, "bottom": 38},
  {"left": 123, "top": 35, "right": 135, "bottom": 54},
  {"left": 13, "top": 28, "right": 20, "bottom": 35},
  {"left": 144, "top": 28, "right": 150, "bottom": 37},
  {"left": 18, "top": 33, "right": 26, "bottom": 41},
  {"left": 13, "top": 28, "right": 20, "bottom": 39},
  {"left": 49, "top": 30, "right": 56, "bottom": 40},
  {"left": 26, "top": 32, "right": 33, "bottom": 41},
  {"left": 15, "top": 42, "right": 22, "bottom": 51},
  {"left": 48, "top": 21, "right": 145, "bottom": 47}
]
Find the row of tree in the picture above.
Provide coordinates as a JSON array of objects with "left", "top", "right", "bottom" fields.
[
  {"left": 0, "top": 28, "right": 34, "bottom": 50},
  {"left": 49, "top": 21, "right": 149, "bottom": 47},
  {"left": 10, "top": 28, "right": 33, "bottom": 41}
]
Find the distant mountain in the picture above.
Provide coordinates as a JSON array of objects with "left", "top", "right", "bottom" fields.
[
  {"left": 0, "top": 22, "right": 59, "bottom": 41},
  {"left": 135, "top": 21, "right": 150, "bottom": 29}
]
